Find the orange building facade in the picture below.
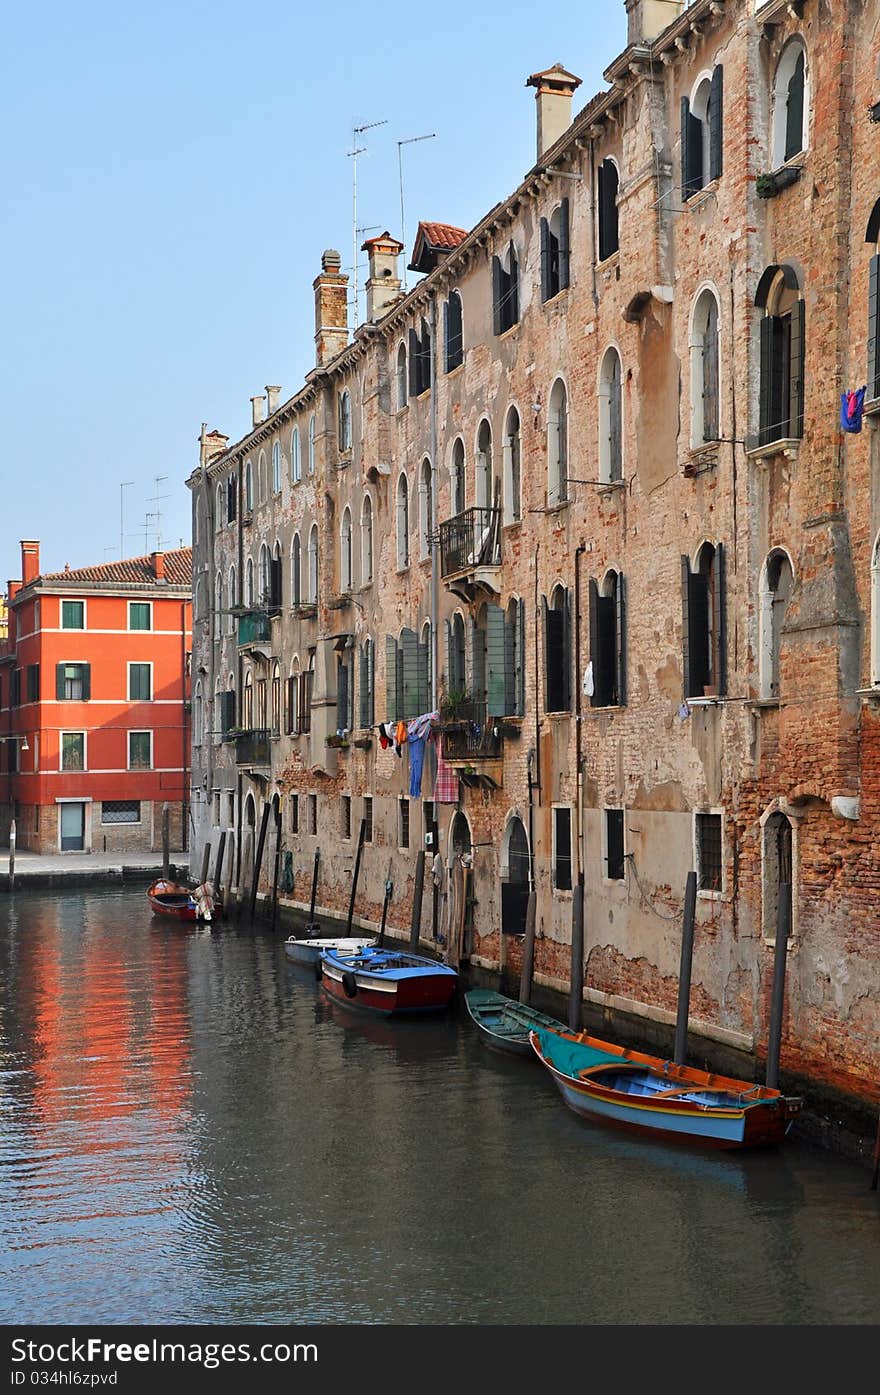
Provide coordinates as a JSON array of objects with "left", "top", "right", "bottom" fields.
[{"left": 0, "top": 541, "right": 192, "bottom": 854}]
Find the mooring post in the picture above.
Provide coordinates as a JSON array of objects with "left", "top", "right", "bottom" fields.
[
  {"left": 249, "top": 801, "right": 272, "bottom": 921},
  {"left": 270, "top": 807, "right": 282, "bottom": 934},
  {"left": 765, "top": 882, "right": 792, "bottom": 1091},
  {"left": 674, "top": 871, "right": 698, "bottom": 1066},
  {"left": 378, "top": 865, "right": 393, "bottom": 949},
  {"left": 9, "top": 818, "right": 16, "bottom": 892},
  {"left": 568, "top": 883, "right": 585, "bottom": 1031},
  {"left": 161, "top": 803, "right": 170, "bottom": 880},
  {"left": 345, "top": 819, "right": 367, "bottom": 937},
  {"left": 213, "top": 830, "right": 227, "bottom": 902},
  {"left": 200, "top": 839, "right": 212, "bottom": 888},
  {"left": 519, "top": 889, "right": 536, "bottom": 1004},
  {"left": 410, "top": 849, "right": 425, "bottom": 952}
]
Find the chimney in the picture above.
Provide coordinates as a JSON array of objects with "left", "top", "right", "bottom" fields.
[
  {"left": 199, "top": 425, "right": 229, "bottom": 468},
  {"left": 20, "top": 540, "right": 40, "bottom": 587},
  {"left": 151, "top": 551, "right": 166, "bottom": 581},
  {"left": 265, "top": 385, "right": 281, "bottom": 415},
  {"left": 361, "top": 232, "right": 404, "bottom": 323},
  {"left": 314, "top": 249, "right": 349, "bottom": 367},
  {"left": 250, "top": 395, "right": 267, "bottom": 428},
  {"left": 526, "top": 64, "right": 582, "bottom": 161},
  {"left": 625, "top": 0, "right": 685, "bottom": 45}
]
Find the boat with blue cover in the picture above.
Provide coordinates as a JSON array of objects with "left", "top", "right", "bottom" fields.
[
  {"left": 530, "top": 1022, "right": 801, "bottom": 1150},
  {"left": 319, "top": 945, "right": 458, "bottom": 1016}
]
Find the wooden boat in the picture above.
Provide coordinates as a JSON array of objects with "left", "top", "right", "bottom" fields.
[
  {"left": 147, "top": 878, "right": 215, "bottom": 923},
  {"left": 319, "top": 945, "right": 458, "bottom": 1016},
  {"left": 284, "top": 934, "right": 376, "bottom": 967},
  {"left": 529, "top": 1023, "right": 802, "bottom": 1150},
  {"left": 464, "top": 988, "right": 567, "bottom": 1056}
]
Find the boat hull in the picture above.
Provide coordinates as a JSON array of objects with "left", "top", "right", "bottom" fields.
[
  {"left": 320, "top": 947, "right": 458, "bottom": 1016},
  {"left": 284, "top": 936, "right": 376, "bottom": 966},
  {"left": 464, "top": 989, "right": 564, "bottom": 1056},
  {"left": 148, "top": 894, "right": 198, "bottom": 921},
  {"left": 147, "top": 879, "right": 215, "bottom": 923}
]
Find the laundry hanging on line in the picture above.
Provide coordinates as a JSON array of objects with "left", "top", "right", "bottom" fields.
[{"left": 840, "top": 386, "right": 866, "bottom": 433}]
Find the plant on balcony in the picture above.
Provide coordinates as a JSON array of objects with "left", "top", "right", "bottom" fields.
[
  {"left": 439, "top": 685, "right": 473, "bottom": 725},
  {"left": 352, "top": 735, "right": 372, "bottom": 750},
  {"left": 756, "top": 165, "right": 801, "bottom": 199},
  {"left": 325, "top": 732, "right": 350, "bottom": 749}
]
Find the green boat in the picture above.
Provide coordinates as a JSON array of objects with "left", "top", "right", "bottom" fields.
[{"left": 464, "top": 988, "right": 566, "bottom": 1056}]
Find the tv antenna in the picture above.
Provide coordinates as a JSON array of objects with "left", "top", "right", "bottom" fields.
[
  {"left": 348, "top": 119, "right": 387, "bottom": 327},
  {"left": 147, "top": 475, "right": 170, "bottom": 552},
  {"left": 398, "top": 133, "right": 436, "bottom": 291},
  {"left": 120, "top": 481, "right": 134, "bottom": 560}
]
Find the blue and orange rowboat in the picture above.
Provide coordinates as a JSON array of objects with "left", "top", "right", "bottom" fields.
[{"left": 529, "top": 1023, "right": 801, "bottom": 1150}]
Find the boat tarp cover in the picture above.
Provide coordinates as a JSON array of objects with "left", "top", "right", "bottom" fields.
[{"left": 531, "top": 1026, "right": 629, "bottom": 1077}]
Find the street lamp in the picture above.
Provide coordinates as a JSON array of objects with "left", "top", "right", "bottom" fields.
[{"left": 1, "top": 734, "right": 28, "bottom": 752}]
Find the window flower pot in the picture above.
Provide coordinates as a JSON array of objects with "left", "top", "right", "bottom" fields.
[{"left": 756, "top": 165, "right": 801, "bottom": 199}]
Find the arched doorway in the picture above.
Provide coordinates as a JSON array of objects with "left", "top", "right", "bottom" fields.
[
  {"left": 243, "top": 793, "right": 257, "bottom": 897},
  {"left": 762, "top": 809, "right": 794, "bottom": 940},
  {"left": 448, "top": 813, "right": 473, "bottom": 963},
  {"left": 501, "top": 815, "right": 530, "bottom": 936}
]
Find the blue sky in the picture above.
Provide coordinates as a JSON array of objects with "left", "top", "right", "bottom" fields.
[{"left": 1, "top": 0, "right": 627, "bottom": 584}]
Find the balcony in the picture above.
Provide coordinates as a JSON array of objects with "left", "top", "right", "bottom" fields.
[
  {"left": 237, "top": 609, "right": 271, "bottom": 647},
  {"left": 235, "top": 728, "right": 271, "bottom": 768},
  {"left": 439, "top": 507, "right": 502, "bottom": 602},
  {"left": 439, "top": 695, "right": 503, "bottom": 788}
]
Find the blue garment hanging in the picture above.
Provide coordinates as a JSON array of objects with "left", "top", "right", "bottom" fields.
[
  {"left": 841, "top": 386, "right": 866, "bottom": 433},
  {"left": 408, "top": 734, "right": 427, "bottom": 797}
]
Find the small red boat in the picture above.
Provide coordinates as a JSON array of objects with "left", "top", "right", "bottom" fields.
[{"left": 147, "top": 878, "right": 215, "bottom": 922}]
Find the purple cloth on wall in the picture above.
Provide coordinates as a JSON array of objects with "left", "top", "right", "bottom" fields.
[{"left": 841, "top": 386, "right": 866, "bottom": 433}]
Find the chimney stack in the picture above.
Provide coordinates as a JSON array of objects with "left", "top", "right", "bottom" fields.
[
  {"left": 20, "top": 540, "right": 40, "bottom": 588},
  {"left": 199, "top": 425, "right": 229, "bottom": 469},
  {"left": 526, "top": 64, "right": 582, "bottom": 161},
  {"left": 625, "top": 0, "right": 685, "bottom": 45},
  {"left": 361, "top": 232, "right": 404, "bottom": 323},
  {"left": 151, "top": 551, "right": 165, "bottom": 581},
  {"left": 265, "top": 385, "right": 281, "bottom": 415},
  {"left": 250, "top": 395, "right": 267, "bottom": 429},
  {"left": 314, "top": 249, "right": 349, "bottom": 367}
]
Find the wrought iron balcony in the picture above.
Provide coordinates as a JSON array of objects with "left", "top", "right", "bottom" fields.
[
  {"left": 439, "top": 696, "right": 503, "bottom": 762},
  {"left": 235, "top": 728, "right": 271, "bottom": 766},
  {"left": 237, "top": 610, "right": 271, "bottom": 646},
  {"left": 439, "top": 507, "right": 501, "bottom": 580}
]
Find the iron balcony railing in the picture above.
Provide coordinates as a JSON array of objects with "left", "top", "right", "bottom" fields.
[
  {"left": 235, "top": 728, "right": 271, "bottom": 766},
  {"left": 439, "top": 507, "right": 501, "bottom": 579},
  {"left": 237, "top": 610, "right": 272, "bottom": 646},
  {"left": 440, "top": 695, "right": 503, "bottom": 761}
]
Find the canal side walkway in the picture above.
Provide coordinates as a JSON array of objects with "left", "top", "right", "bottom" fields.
[{"left": 0, "top": 849, "right": 190, "bottom": 892}]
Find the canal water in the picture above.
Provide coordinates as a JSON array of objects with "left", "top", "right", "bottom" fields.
[{"left": 1, "top": 887, "right": 878, "bottom": 1327}]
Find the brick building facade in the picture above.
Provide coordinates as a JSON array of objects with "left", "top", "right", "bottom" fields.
[{"left": 188, "top": 0, "right": 879, "bottom": 1119}]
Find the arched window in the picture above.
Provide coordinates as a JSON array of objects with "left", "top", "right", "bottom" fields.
[
  {"left": 226, "top": 473, "right": 237, "bottom": 524},
  {"left": 597, "top": 158, "right": 619, "bottom": 260},
  {"left": 547, "top": 380, "right": 568, "bottom": 505},
  {"left": 503, "top": 407, "right": 521, "bottom": 523},
  {"left": 245, "top": 557, "right": 255, "bottom": 607},
  {"left": 682, "top": 541, "right": 726, "bottom": 698},
  {"left": 760, "top": 550, "right": 794, "bottom": 699},
  {"left": 448, "top": 612, "right": 466, "bottom": 695},
  {"left": 243, "top": 670, "right": 253, "bottom": 729},
  {"left": 193, "top": 680, "right": 203, "bottom": 746},
  {"left": 194, "top": 496, "right": 202, "bottom": 547},
  {"left": 540, "top": 200, "right": 570, "bottom": 301},
  {"left": 865, "top": 200, "right": 880, "bottom": 401},
  {"left": 873, "top": 534, "right": 880, "bottom": 687},
  {"left": 213, "top": 678, "right": 222, "bottom": 745},
  {"left": 589, "top": 569, "right": 627, "bottom": 708},
  {"left": 290, "top": 426, "right": 301, "bottom": 483},
  {"left": 450, "top": 437, "right": 466, "bottom": 516},
  {"left": 361, "top": 494, "right": 373, "bottom": 584},
  {"left": 244, "top": 459, "right": 253, "bottom": 512},
  {"left": 258, "top": 450, "right": 267, "bottom": 503},
  {"left": 476, "top": 419, "right": 492, "bottom": 511},
  {"left": 291, "top": 534, "right": 301, "bottom": 607},
  {"left": 271, "top": 662, "right": 281, "bottom": 734},
  {"left": 419, "top": 458, "right": 433, "bottom": 561},
  {"left": 214, "top": 571, "right": 223, "bottom": 625},
  {"left": 307, "top": 413, "right": 316, "bottom": 474},
  {"left": 396, "top": 343, "right": 407, "bottom": 409},
  {"left": 691, "top": 289, "right": 720, "bottom": 447},
  {"left": 544, "top": 584, "right": 571, "bottom": 712},
  {"left": 340, "top": 507, "right": 352, "bottom": 592},
  {"left": 338, "top": 390, "right": 352, "bottom": 452},
  {"left": 359, "top": 638, "right": 375, "bottom": 729},
  {"left": 682, "top": 67, "right": 724, "bottom": 200},
  {"left": 271, "top": 540, "right": 282, "bottom": 610},
  {"left": 307, "top": 524, "right": 318, "bottom": 604},
  {"left": 756, "top": 264, "right": 805, "bottom": 445},
  {"left": 504, "top": 597, "right": 525, "bottom": 715},
  {"left": 259, "top": 543, "right": 271, "bottom": 604},
  {"left": 397, "top": 474, "right": 410, "bottom": 568},
  {"left": 762, "top": 809, "right": 795, "bottom": 941},
  {"left": 501, "top": 814, "right": 530, "bottom": 935},
  {"left": 492, "top": 241, "right": 519, "bottom": 335},
  {"left": 289, "top": 658, "right": 300, "bottom": 735},
  {"left": 272, "top": 441, "right": 282, "bottom": 493},
  {"left": 421, "top": 620, "right": 433, "bottom": 707},
  {"left": 445, "top": 291, "right": 463, "bottom": 371},
  {"left": 772, "top": 38, "right": 808, "bottom": 168},
  {"left": 215, "top": 484, "right": 223, "bottom": 531},
  {"left": 227, "top": 565, "right": 236, "bottom": 634},
  {"left": 599, "top": 347, "right": 623, "bottom": 483}
]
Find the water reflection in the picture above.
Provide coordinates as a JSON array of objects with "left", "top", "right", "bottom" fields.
[{"left": 1, "top": 890, "right": 878, "bottom": 1325}]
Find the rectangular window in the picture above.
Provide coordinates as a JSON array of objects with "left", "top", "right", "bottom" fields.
[
  {"left": 399, "top": 797, "right": 410, "bottom": 849},
  {"left": 341, "top": 795, "right": 351, "bottom": 839},
  {"left": 129, "top": 602, "right": 152, "bottom": 631},
  {"left": 61, "top": 731, "right": 85, "bottom": 771},
  {"left": 363, "top": 795, "right": 373, "bottom": 843},
  {"left": 10, "top": 669, "right": 21, "bottom": 707},
  {"left": 61, "top": 600, "right": 84, "bottom": 630},
  {"left": 308, "top": 794, "right": 318, "bottom": 836},
  {"left": 226, "top": 791, "right": 235, "bottom": 826},
  {"left": 553, "top": 807, "right": 572, "bottom": 891},
  {"left": 605, "top": 809, "right": 626, "bottom": 880},
  {"left": 25, "top": 664, "right": 39, "bottom": 704},
  {"left": 57, "top": 662, "right": 91, "bottom": 701},
  {"left": 212, "top": 790, "right": 221, "bottom": 825},
  {"left": 128, "top": 730, "right": 152, "bottom": 770},
  {"left": 101, "top": 800, "right": 141, "bottom": 824},
  {"left": 290, "top": 793, "right": 299, "bottom": 835},
  {"left": 128, "top": 663, "right": 152, "bottom": 701},
  {"left": 696, "top": 812, "right": 723, "bottom": 893}
]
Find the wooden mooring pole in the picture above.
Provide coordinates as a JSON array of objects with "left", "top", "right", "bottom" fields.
[
  {"left": 766, "top": 883, "right": 792, "bottom": 1091},
  {"left": 213, "top": 830, "right": 227, "bottom": 904},
  {"left": 568, "top": 883, "right": 584, "bottom": 1031},
  {"left": 345, "top": 819, "right": 367, "bottom": 937},
  {"left": 249, "top": 801, "right": 272, "bottom": 921},
  {"left": 9, "top": 818, "right": 16, "bottom": 892},
  {"left": 161, "top": 803, "right": 170, "bottom": 880},
  {"left": 200, "top": 839, "right": 212, "bottom": 888},
  {"left": 519, "top": 889, "right": 536, "bottom": 1004},
  {"left": 674, "top": 871, "right": 698, "bottom": 1066},
  {"left": 409, "top": 849, "right": 425, "bottom": 952},
  {"left": 378, "top": 862, "right": 393, "bottom": 949},
  {"left": 270, "top": 807, "right": 282, "bottom": 934}
]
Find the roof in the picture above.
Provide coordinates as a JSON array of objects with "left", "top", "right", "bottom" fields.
[
  {"left": 408, "top": 221, "right": 468, "bottom": 273},
  {"left": 38, "top": 547, "right": 192, "bottom": 588}
]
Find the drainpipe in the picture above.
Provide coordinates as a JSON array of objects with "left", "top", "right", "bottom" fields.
[
  {"left": 430, "top": 293, "right": 439, "bottom": 711},
  {"left": 574, "top": 542, "right": 586, "bottom": 888},
  {"left": 533, "top": 542, "right": 542, "bottom": 804}
]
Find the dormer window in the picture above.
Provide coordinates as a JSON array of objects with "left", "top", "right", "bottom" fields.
[
  {"left": 492, "top": 241, "right": 519, "bottom": 335},
  {"left": 540, "top": 200, "right": 570, "bottom": 302}
]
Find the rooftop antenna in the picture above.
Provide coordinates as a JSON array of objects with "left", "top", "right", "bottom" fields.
[
  {"left": 348, "top": 119, "right": 388, "bottom": 327},
  {"left": 148, "top": 475, "right": 170, "bottom": 552},
  {"left": 120, "top": 481, "right": 134, "bottom": 560},
  {"left": 398, "top": 133, "right": 436, "bottom": 292}
]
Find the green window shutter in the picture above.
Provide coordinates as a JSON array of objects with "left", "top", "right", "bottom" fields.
[
  {"left": 681, "top": 96, "right": 692, "bottom": 200},
  {"left": 56, "top": 663, "right": 65, "bottom": 700},
  {"left": 588, "top": 578, "right": 600, "bottom": 708},
  {"left": 337, "top": 657, "right": 349, "bottom": 730},
  {"left": 486, "top": 604, "right": 506, "bottom": 717},
  {"left": 517, "top": 598, "right": 526, "bottom": 716},
  {"left": 709, "top": 65, "right": 724, "bottom": 182},
  {"left": 715, "top": 544, "right": 727, "bottom": 697},
  {"left": 359, "top": 647, "right": 368, "bottom": 729},
  {"left": 868, "top": 256, "right": 880, "bottom": 400},
  {"left": 81, "top": 663, "right": 91, "bottom": 701},
  {"left": 785, "top": 51, "right": 805, "bottom": 162},
  {"left": 401, "top": 628, "right": 419, "bottom": 719},
  {"left": 559, "top": 197, "right": 570, "bottom": 290},
  {"left": 758, "top": 315, "right": 775, "bottom": 446},
  {"left": 385, "top": 635, "right": 398, "bottom": 722},
  {"left": 562, "top": 589, "right": 572, "bottom": 711},
  {"left": 503, "top": 607, "right": 516, "bottom": 716},
  {"left": 509, "top": 244, "right": 519, "bottom": 325},
  {"left": 616, "top": 575, "right": 627, "bottom": 708},
  {"left": 492, "top": 256, "right": 502, "bottom": 336},
  {"left": 408, "top": 328, "right": 419, "bottom": 397},
  {"left": 788, "top": 299, "right": 805, "bottom": 439},
  {"left": 681, "top": 555, "right": 692, "bottom": 699},
  {"left": 417, "top": 638, "right": 429, "bottom": 714},
  {"left": 540, "top": 217, "right": 550, "bottom": 302}
]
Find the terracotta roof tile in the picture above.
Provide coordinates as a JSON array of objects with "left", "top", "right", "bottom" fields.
[
  {"left": 40, "top": 547, "right": 192, "bottom": 588},
  {"left": 418, "top": 222, "right": 467, "bottom": 251}
]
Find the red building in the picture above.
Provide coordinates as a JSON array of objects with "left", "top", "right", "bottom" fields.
[{"left": 0, "top": 540, "right": 192, "bottom": 853}]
